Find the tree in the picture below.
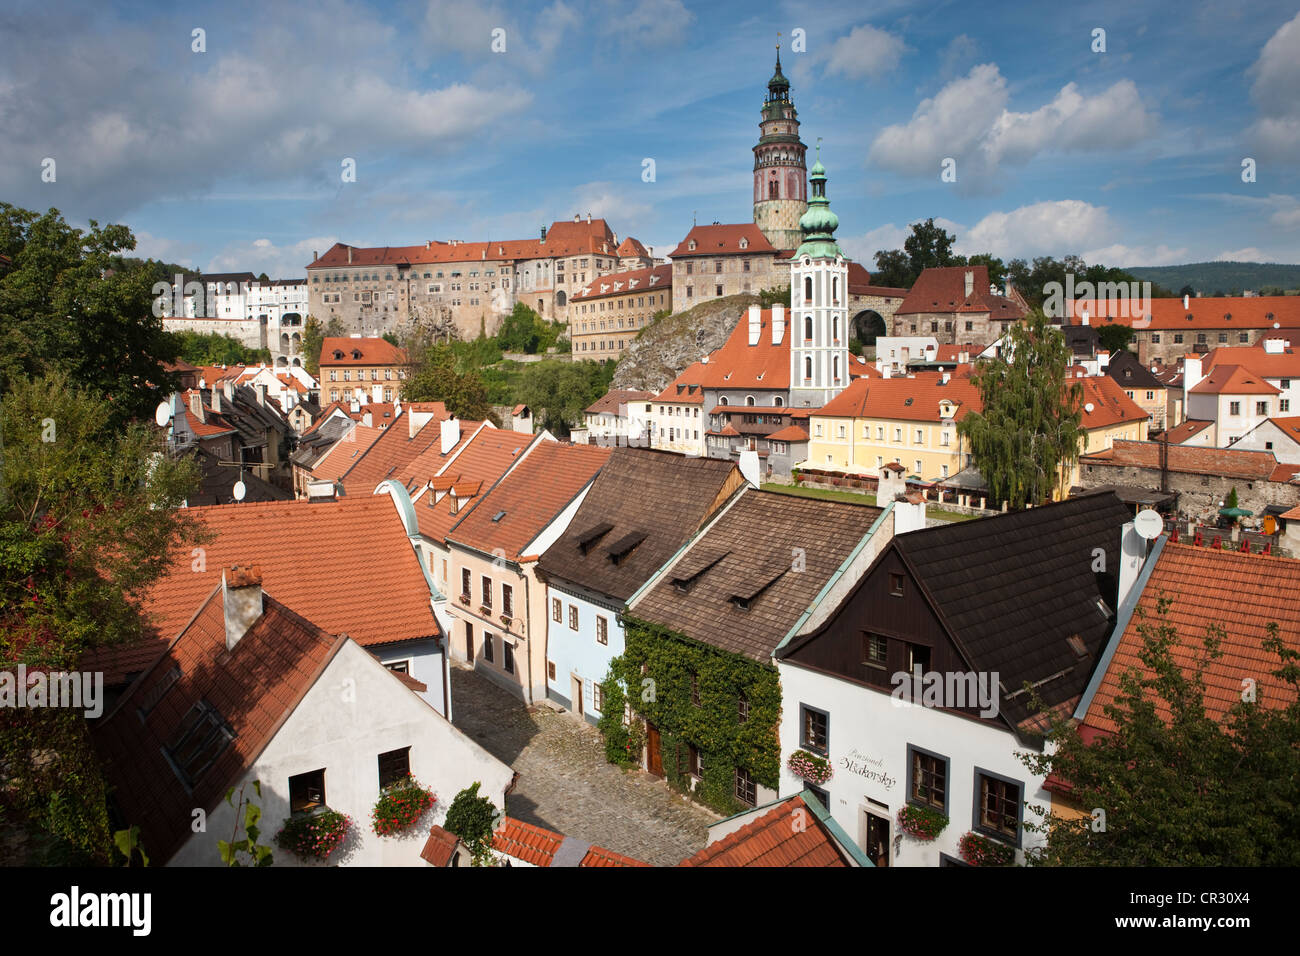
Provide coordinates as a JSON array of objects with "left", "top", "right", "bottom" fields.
[
  {"left": 401, "top": 344, "right": 492, "bottom": 420},
  {"left": 0, "top": 371, "right": 204, "bottom": 862},
  {"left": 0, "top": 203, "right": 181, "bottom": 429},
  {"left": 444, "top": 782, "right": 500, "bottom": 866},
  {"left": 1095, "top": 323, "right": 1135, "bottom": 355},
  {"left": 170, "top": 330, "right": 270, "bottom": 367},
  {"left": 1179, "top": 284, "right": 1196, "bottom": 298},
  {"left": 903, "top": 218, "right": 959, "bottom": 274},
  {"left": 1019, "top": 600, "right": 1300, "bottom": 865},
  {"left": 872, "top": 248, "right": 914, "bottom": 288},
  {"left": 758, "top": 285, "right": 791, "bottom": 308},
  {"left": 516, "top": 360, "right": 611, "bottom": 437},
  {"left": 957, "top": 310, "right": 1084, "bottom": 508},
  {"left": 302, "top": 315, "right": 343, "bottom": 378},
  {"left": 495, "top": 303, "right": 561, "bottom": 355},
  {"left": 965, "top": 253, "right": 1007, "bottom": 289}
]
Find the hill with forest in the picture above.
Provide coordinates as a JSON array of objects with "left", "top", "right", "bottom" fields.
[{"left": 1126, "top": 262, "right": 1300, "bottom": 296}]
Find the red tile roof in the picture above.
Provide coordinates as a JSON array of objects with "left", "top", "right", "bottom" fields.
[
  {"left": 1203, "top": 342, "right": 1300, "bottom": 379},
  {"left": 1074, "top": 375, "right": 1150, "bottom": 429},
  {"left": 491, "top": 817, "right": 649, "bottom": 866},
  {"left": 307, "top": 220, "right": 625, "bottom": 269},
  {"left": 1080, "top": 440, "right": 1279, "bottom": 480},
  {"left": 1189, "top": 364, "right": 1280, "bottom": 396},
  {"left": 894, "top": 265, "right": 1026, "bottom": 319},
  {"left": 92, "top": 587, "right": 345, "bottom": 864},
  {"left": 766, "top": 424, "right": 809, "bottom": 442},
  {"left": 668, "top": 223, "right": 776, "bottom": 259},
  {"left": 678, "top": 795, "right": 852, "bottom": 867},
  {"left": 616, "top": 236, "right": 650, "bottom": 259},
  {"left": 660, "top": 309, "right": 790, "bottom": 391},
  {"left": 334, "top": 407, "right": 470, "bottom": 496},
  {"left": 652, "top": 370, "right": 708, "bottom": 403},
  {"left": 413, "top": 429, "right": 539, "bottom": 541},
  {"left": 1162, "top": 419, "right": 1214, "bottom": 444},
  {"left": 82, "top": 496, "right": 438, "bottom": 685},
  {"left": 319, "top": 337, "right": 409, "bottom": 368},
  {"left": 586, "top": 389, "right": 655, "bottom": 415},
  {"left": 816, "top": 370, "right": 982, "bottom": 423},
  {"left": 447, "top": 442, "right": 612, "bottom": 560},
  {"left": 1082, "top": 542, "right": 1300, "bottom": 735},
  {"left": 572, "top": 264, "right": 671, "bottom": 302},
  {"left": 310, "top": 425, "right": 386, "bottom": 481},
  {"left": 419, "top": 825, "right": 461, "bottom": 866},
  {"left": 1067, "top": 295, "right": 1300, "bottom": 330}
]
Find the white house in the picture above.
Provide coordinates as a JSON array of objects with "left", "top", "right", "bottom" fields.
[
  {"left": 774, "top": 493, "right": 1144, "bottom": 866},
  {"left": 94, "top": 570, "right": 514, "bottom": 867}
]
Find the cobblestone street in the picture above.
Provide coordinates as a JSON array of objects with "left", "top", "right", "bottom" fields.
[{"left": 450, "top": 665, "right": 718, "bottom": 867}]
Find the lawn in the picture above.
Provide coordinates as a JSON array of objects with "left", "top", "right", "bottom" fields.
[{"left": 760, "top": 483, "right": 978, "bottom": 522}]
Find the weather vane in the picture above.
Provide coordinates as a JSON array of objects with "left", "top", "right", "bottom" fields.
[{"left": 816, "top": 136, "right": 823, "bottom": 161}]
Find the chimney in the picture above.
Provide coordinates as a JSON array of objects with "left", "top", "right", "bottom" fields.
[
  {"left": 574, "top": 213, "right": 580, "bottom": 223},
  {"left": 541, "top": 225, "right": 547, "bottom": 240},
  {"left": 408, "top": 403, "right": 437, "bottom": 439},
  {"left": 1081, "top": 308, "right": 1089, "bottom": 326},
  {"left": 1183, "top": 294, "right": 1190, "bottom": 310},
  {"left": 747, "top": 305, "right": 761, "bottom": 346},
  {"left": 586, "top": 212, "right": 592, "bottom": 224},
  {"left": 222, "top": 379, "right": 235, "bottom": 405},
  {"left": 363, "top": 409, "right": 373, "bottom": 427},
  {"left": 189, "top": 390, "right": 205, "bottom": 423},
  {"left": 1004, "top": 278, "right": 1013, "bottom": 299},
  {"left": 307, "top": 479, "right": 337, "bottom": 501},
  {"left": 347, "top": 247, "right": 353, "bottom": 264},
  {"left": 1265, "top": 337, "right": 1285, "bottom": 354},
  {"left": 313, "top": 250, "right": 318, "bottom": 262},
  {"left": 222, "top": 565, "right": 264, "bottom": 650},
  {"left": 772, "top": 303, "right": 785, "bottom": 344},
  {"left": 440, "top": 418, "right": 461, "bottom": 454},
  {"left": 882, "top": 365, "right": 892, "bottom": 379},
  {"left": 941, "top": 369, "right": 951, "bottom": 384},
  {"left": 350, "top": 399, "right": 361, "bottom": 414},
  {"left": 964, "top": 270, "right": 974, "bottom": 298},
  {"left": 255, "top": 383, "right": 268, "bottom": 407},
  {"left": 878, "top": 462, "right": 906, "bottom": 502}
]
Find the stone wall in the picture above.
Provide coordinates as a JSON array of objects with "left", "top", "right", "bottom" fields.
[{"left": 1078, "top": 461, "right": 1300, "bottom": 516}]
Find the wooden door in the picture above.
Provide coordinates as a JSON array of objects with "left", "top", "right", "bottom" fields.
[
  {"left": 465, "top": 622, "right": 474, "bottom": 664},
  {"left": 865, "top": 812, "right": 890, "bottom": 867},
  {"left": 572, "top": 677, "right": 584, "bottom": 716},
  {"left": 646, "top": 723, "right": 663, "bottom": 777}
]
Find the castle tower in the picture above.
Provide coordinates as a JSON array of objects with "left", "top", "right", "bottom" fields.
[
  {"left": 789, "top": 152, "right": 849, "bottom": 408},
  {"left": 753, "top": 46, "right": 807, "bottom": 252}
]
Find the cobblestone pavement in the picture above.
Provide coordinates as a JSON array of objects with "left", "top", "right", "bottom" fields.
[{"left": 449, "top": 665, "right": 719, "bottom": 867}]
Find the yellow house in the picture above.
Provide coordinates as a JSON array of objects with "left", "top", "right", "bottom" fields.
[
  {"left": 1061, "top": 374, "right": 1150, "bottom": 493},
  {"left": 805, "top": 370, "right": 981, "bottom": 482}
]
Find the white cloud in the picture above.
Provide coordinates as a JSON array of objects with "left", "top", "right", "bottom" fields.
[
  {"left": 938, "top": 34, "right": 978, "bottom": 81},
  {"left": 206, "top": 236, "right": 338, "bottom": 279},
  {"left": 1080, "top": 243, "right": 1189, "bottom": 267},
  {"left": 839, "top": 217, "right": 966, "bottom": 265},
  {"left": 956, "top": 200, "right": 1114, "bottom": 259},
  {"left": 603, "top": 0, "right": 695, "bottom": 46},
  {"left": 570, "top": 181, "right": 654, "bottom": 226},
  {"left": 868, "top": 64, "right": 1156, "bottom": 186},
  {"left": 132, "top": 232, "right": 203, "bottom": 269},
  {"left": 1215, "top": 247, "right": 1271, "bottom": 262},
  {"left": 1247, "top": 12, "right": 1300, "bottom": 160},
  {"left": 824, "top": 25, "right": 908, "bottom": 80}
]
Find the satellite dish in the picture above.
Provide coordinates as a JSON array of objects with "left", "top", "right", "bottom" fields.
[
  {"left": 1134, "top": 509, "right": 1163, "bottom": 540},
  {"left": 154, "top": 400, "right": 171, "bottom": 427},
  {"left": 233, "top": 480, "right": 247, "bottom": 502},
  {"left": 1084, "top": 402, "right": 1095, "bottom": 413}
]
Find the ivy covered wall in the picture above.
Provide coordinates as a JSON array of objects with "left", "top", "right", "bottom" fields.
[{"left": 599, "top": 614, "right": 781, "bottom": 815}]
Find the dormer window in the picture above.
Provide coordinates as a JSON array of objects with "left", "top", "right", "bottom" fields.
[
  {"left": 333, "top": 350, "right": 344, "bottom": 360},
  {"left": 688, "top": 239, "right": 697, "bottom": 251},
  {"left": 739, "top": 238, "right": 748, "bottom": 249}
]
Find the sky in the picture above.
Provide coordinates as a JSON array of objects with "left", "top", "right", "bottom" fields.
[{"left": 2, "top": 0, "right": 1298, "bottom": 279}]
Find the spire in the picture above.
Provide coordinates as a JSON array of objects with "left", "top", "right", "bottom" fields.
[
  {"left": 767, "top": 34, "right": 790, "bottom": 102},
  {"left": 796, "top": 150, "right": 840, "bottom": 260}
]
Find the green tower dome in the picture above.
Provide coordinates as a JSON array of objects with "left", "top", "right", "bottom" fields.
[{"left": 795, "top": 152, "right": 842, "bottom": 260}]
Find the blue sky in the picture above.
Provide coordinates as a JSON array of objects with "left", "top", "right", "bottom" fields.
[{"left": 2, "top": 0, "right": 1298, "bottom": 278}]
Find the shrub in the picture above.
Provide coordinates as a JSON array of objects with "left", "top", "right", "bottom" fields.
[
  {"left": 274, "top": 810, "right": 350, "bottom": 862},
  {"left": 371, "top": 774, "right": 436, "bottom": 836}
]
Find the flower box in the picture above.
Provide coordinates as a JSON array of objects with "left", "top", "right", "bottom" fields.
[
  {"left": 457, "top": 594, "right": 470, "bottom": 606},
  {"left": 958, "top": 831, "right": 1016, "bottom": 866},
  {"left": 371, "top": 774, "right": 437, "bottom": 837},
  {"left": 897, "top": 804, "right": 949, "bottom": 841},
  {"left": 787, "top": 748, "right": 833, "bottom": 785},
  {"left": 275, "top": 808, "right": 351, "bottom": 861},
  {"left": 499, "top": 614, "right": 512, "bottom": 628}
]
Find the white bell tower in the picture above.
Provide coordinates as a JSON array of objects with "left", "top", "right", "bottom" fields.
[{"left": 789, "top": 150, "right": 849, "bottom": 408}]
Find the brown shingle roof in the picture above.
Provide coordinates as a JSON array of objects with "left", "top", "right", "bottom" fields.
[
  {"left": 319, "top": 336, "right": 408, "bottom": 368},
  {"left": 1162, "top": 419, "right": 1214, "bottom": 443},
  {"left": 1189, "top": 364, "right": 1280, "bottom": 395},
  {"left": 536, "top": 448, "right": 741, "bottom": 601},
  {"left": 413, "top": 429, "right": 539, "bottom": 541},
  {"left": 572, "top": 264, "right": 671, "bottom": 302},
  {"left": 632, "top": 490, "right": 882, "bottom": 661},
  {"left": 1082, "top": 542, "right": 1300, "bottom": 734},
  {"left": 585, "top": 389, "right": 655, "bottom": 415}
]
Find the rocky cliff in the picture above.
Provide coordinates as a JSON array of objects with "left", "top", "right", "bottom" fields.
[{"left": 610, "top": 293, "right": 760, "bottom": 392}]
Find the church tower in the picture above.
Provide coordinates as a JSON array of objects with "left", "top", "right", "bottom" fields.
[
  {"left": 789, "top": 153, "right": 849, "bottom": 408},
  {"left": 753, "top": 46, "right": 807, "bottom": 252}
]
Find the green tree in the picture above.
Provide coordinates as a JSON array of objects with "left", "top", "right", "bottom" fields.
[
  {"left": 957, "top": 310, "right": 1084, "bottom": 508},
  {"left": 0, "top": 371, "right": 204, "bottom": 862},
  {"left": 516, "top": 360, "right": 610, "bottom": 437},
  {"left": 302, "top": 315, "right": 343, "bottom": 378},
  {"left": 170, "top": 330, "right": 269, "bottom": 367},
  {"left": 0, "top": 203, "right": 181, "bottom": 428},
  {"left": 903, "top": 217, "right": 959, "bottom": 274},
  {"left": 1019, "top": 601, "right": 1300, "bottom": 865},
  {"left": 871, "top": 248, "right": 913, "bottom": 288},
  {"left": 402, "top": 344, "right": 492, "bottom": 420},
  {"left": 1179, "top": 284, "right": 1196, "bottom": 298},
  {"left": 1095, "top": 323, "right": 1135, "bottom": 355},
  {"left": 444, "top": 782, "right": 500, "bottom": 866},
  {"left": 758, "top": 285, "right": 792, "bottom": 308}
]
